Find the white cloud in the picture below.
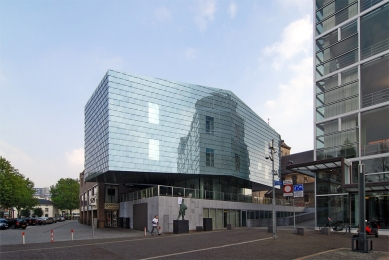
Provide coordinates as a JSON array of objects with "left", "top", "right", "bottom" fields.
[
  {"left": 193, "top": 0, "right": 217, "bottom": 32},
  {"left": 263, "top": 15, "right": 312, "bottom": 70},
  {"left": 185, "top": 47, "right": 198, "bottom": 60},
  {"left": 228, "top": 2, "right": 237, "bottom": 18},
  {"left": 154, "top": 7, "right": 172, "bottom": 23},
  {"left": 65, "top": 148, "right": 84, "bottom": 169},
  {"left": 262, "top": 57, "right": 313, "bottom": 153},
  {"left": 0, "top": 140, "right": 82, "bottom": 187},
  {"left": 259, "top": 16, "right": 314, "bottom": 153}
]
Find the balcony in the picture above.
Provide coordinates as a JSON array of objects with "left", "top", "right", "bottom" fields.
[{"left": 120, "top": 185, "right": 289, "bottom": 206}]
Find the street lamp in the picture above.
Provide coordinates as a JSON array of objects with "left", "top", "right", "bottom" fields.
[{"left": 266, "top": 139, "right": 278, "bottom": 240}]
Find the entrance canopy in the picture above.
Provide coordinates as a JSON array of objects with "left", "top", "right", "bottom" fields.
[{"left": 286, "top": 157, "right": 348, "bottom": 177}]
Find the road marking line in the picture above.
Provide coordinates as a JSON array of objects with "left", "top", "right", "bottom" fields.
[
  {"left": 138, "top": 237, "right": 273, "bottom": 260},
  {"left": 0, "top": 230, "right": 223, "bottom": 254},
  {"left": 293, "top": 248, "right": 348, "bottom": 260}
]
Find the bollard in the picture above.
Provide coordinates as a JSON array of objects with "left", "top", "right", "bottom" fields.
[
  {"left": 144, "top": 227, "right": 146, "bottom": 236},
  {"left": 51, "top": 230, "right": 54, "bottom": 242},
  {"left": 71, "top": 229, "right": 74, "bottom": 241},
  {"left": 22, "top": 232, "right": 25, "bottom": 244}
]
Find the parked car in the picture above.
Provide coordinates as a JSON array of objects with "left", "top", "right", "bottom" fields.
[
  {"left": 0, "top": 219, "right": 9, "bottom": 230},
  {"left": 47, "top": 217, "right": 56, "bottom": 223},
  {"left": 7, "top": 218, "right": 27, "bottom": 229},
  {"left": 58, "top": 216, "right": 65, "bottom": 222},
  {"left": 36, "top": 217, "right": 47, "bottom": 225},
  {"left": 23, "top": 217, "right": 37, "bottom": 226},
  {"left": 42, "top": 217, "right": 53, "bottom": 224}
]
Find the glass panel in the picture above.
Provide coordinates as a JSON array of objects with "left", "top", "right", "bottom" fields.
[
  {"left": 316, "top": 34, "right": 358, "bottom": 66},
  {"left": 316, "top": 49, "right": 358, "bottom": 77},
  {"left": 203, "top": 208, "right": 209, "bottom": 218},
  {"left": 316, "top": 1, "right": 358, "bottom": 36},
  {"left": 149, "top": 139, "right": 159, "bottom": 161},
  {"left": 350, "top": 191, "right": 389, "bottom": 229},
  {"left": 360, "top": 4, "right": 389, "bottom": 60},
  {"left": 148, "top": 102, "right": 159, "bottom": 124},
  {"left": 317, "top": 195, "right": 349, "bottom": 226},
  {"left": 361, "top": 0, "right": 384, "bottom": 11},
  {"left": 316, "top": 30, "right": 338, "bottom": 52},
  {"left": 363, "top": 156, "right": 389, "bottom": 183},
  {"left": 341, "top": 20, "right": 357, "bottom": 39},
  {"left": 361, "top": 106, "right": 389, "bottom": 156},
  {"left": 361, "top": 55, "right": 389, "bottom": 108}
]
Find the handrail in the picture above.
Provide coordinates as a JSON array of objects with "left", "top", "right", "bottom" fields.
[{"left": 120, "top": 185, "right": 291, "bottom": 206}]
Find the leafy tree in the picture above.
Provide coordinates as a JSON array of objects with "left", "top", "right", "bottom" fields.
[
  {"left": 0, "top": 156, "right": 38, "bottom": 218},
  {"left": 33, "top": 207, "right": 43, "bottom": 217},
  {"left": 50, "top": 178, "right": 79, "bottom": 219}
]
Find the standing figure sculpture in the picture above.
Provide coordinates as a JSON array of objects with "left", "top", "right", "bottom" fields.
[{"left": 177, "top": 199, "right": 187, "bottom": 220}]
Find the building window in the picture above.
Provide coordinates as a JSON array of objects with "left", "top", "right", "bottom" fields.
[
  {"left": 206, "top": 116, "right": 214, "bottom": 134},
  {"left": 235, "top": 154, "right": 240, "bottom": 172},
  {"left": 206, "top": 148, "right": 214, "bottom": 167},
  {"left": 235, "top": 124, "right": 241, "bottom": 142},
  {"left": 105, "top": 185, "right": 119, "bottom": 203},
  {"left": 45, "top": 208, "right": 49, "bottom": 212},
  {"left": 149, "top": 139, "right": 159, "bottom": 161},
  {"left": 148, "top": 102, "right": 159, "bottom": 124}
]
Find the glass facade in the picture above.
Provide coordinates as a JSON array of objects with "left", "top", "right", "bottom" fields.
[
  {"left": 314, "top": 0, "right": 389, "bottom": 229},
  {"left": 85, "top": 70, "right": 281, "bottom": 190}
]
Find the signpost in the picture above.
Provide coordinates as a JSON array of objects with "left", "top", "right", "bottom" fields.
[
  {"left": 293, "top": 184, "right": 304, "bottom": 198},
  {"left": 274, "top": 180, "right": 283, "bottom": 186},
  {"left": 283, "top": 180, "right": 293, "bottom": 197}
]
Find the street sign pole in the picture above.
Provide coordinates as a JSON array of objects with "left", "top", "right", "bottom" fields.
[{"left": 293, "top": 198, "right": 295, "bottom": 234}]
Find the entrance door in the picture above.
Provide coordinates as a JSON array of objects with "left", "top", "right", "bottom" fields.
[
  {"left": 105, "top": 210, "right": 118, "bottom": 227},
  {"left": 242, "top": 211, "right": 247, "bottom": 227}
]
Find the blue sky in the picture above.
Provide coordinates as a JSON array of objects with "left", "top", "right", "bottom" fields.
[{"left": 0, "top": 0, "right": 314, "bottom": 187}]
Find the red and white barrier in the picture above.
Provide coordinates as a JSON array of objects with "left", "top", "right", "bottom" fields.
[
  {"left": 22, "top": 232, "right": 25, "bottom": 244},
  {"left": 71, "top": 229, "right": 74, "bottom": 241},
  {"left": 51, "top": 230, "right": 54, "bottom": 242}
]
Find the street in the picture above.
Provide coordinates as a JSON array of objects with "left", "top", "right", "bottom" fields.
[{"left": 1, "top": 222, "right": 388, "bottom": 259}]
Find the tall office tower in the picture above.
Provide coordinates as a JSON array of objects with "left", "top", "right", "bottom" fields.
[{"left": 314, "top": 1, "right": 388, "bottom": 226}]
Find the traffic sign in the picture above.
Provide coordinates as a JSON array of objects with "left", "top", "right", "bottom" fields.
[
  {"left": 283, "top": 180, "right": 293, "bottom": 185},
  {"left": 283, "top": 185, "right": 293, "bottom": 193},
  {"left": 293, "top": 184, "right": 304, "bottom": 197},
  {"left": 274, "top": 180, "right": 283, "bottom": 186},
  {"left": 294, "top": 184, "right": 303, "bottom": 191}
]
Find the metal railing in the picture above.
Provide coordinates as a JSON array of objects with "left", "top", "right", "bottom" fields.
[
  {"left": 121, "top": 185, "right": 289, "bottom": 206},
  {"left": 361, "top": 0, "right": 384, "bottom": 12},
  {"left": 361, "top": 38, "right": 389, "bottom": 60},
  {"left": 362, "top": 88, "right": 389, "bottom": 108},
  {"left": 363, "top": 140, "right": 389, "bottom": 156}
]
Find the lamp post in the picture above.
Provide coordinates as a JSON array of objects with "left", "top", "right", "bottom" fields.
[{"left": 266, "top": 139, "right": 278, "bottom": 240}]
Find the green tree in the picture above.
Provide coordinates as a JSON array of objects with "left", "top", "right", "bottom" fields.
[
  {"left": 50, "top": 178, "right": 79, "bottom": 219},
  {"left": 33, "top": 207, "right": 43, "bottom": 217},
  {"left": 0, "top": 156, "right": 38, "bottom": 218}
]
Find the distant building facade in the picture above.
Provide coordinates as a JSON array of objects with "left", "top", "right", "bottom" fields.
[{"left": 80, "top": 70, "right": 309, "bottom": 231}]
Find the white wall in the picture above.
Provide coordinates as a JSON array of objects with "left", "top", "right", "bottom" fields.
[{"left": 120, "top": 196, "right": 306, "bottom": 232}]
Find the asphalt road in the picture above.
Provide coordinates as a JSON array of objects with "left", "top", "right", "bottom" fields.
[{"left": 1, "top": 223, "right": 388, "bottom": 259}]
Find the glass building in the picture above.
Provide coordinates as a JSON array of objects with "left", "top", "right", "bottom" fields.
[
  {"left": 83, "top": 70, "right": 284, "bottom": 228},
  {"left": 313, "top": 0, "right": 388, "bottom": 229},
  {"left": 85, "top": 70, "right": 280, "bottom": 186}
]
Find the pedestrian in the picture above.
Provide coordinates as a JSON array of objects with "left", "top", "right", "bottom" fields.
[{"left": 151, "top": 215, "right": 160, "bottom": 235}]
